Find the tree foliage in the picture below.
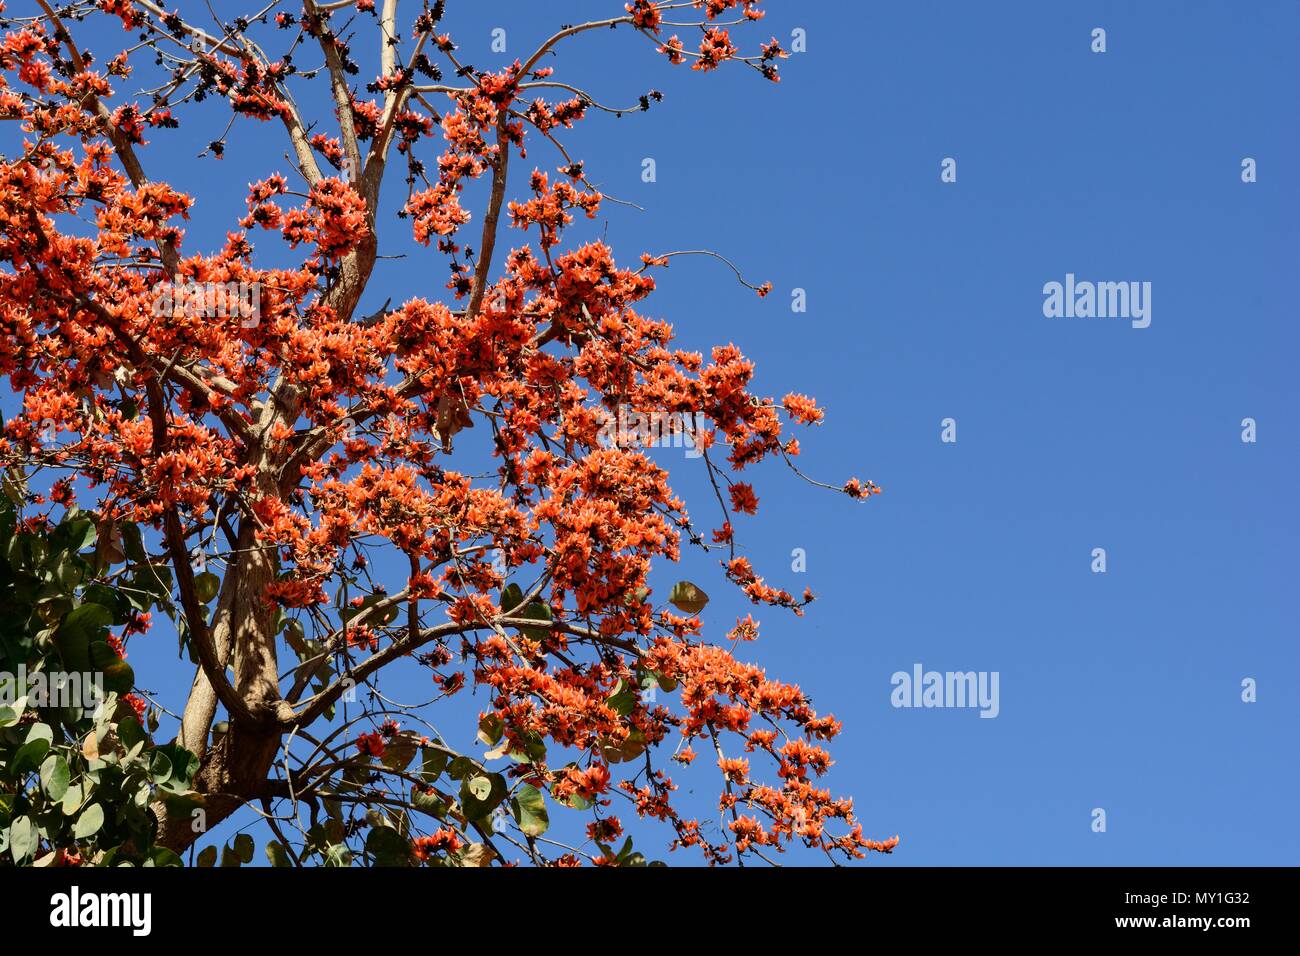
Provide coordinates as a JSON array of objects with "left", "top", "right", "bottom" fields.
[
  {"left": 1, "top": 493, "right": 197, "bottom": 867},
  {"left": 0, "top": 0, "right": 893, "bottom": 866}
]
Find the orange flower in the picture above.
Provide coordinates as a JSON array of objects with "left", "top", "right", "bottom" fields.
[{"left": 729, "top": 483, "right": 759, "bottom": 515}]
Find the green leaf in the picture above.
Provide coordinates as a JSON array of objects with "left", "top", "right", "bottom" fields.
[
  {"left": 419, "top": 745, "right": 449, "bottom": 783},
  {"left": 152, "top": 743, "right": 200, "bottom": 790},
  {"left": 149, "top": 847, "right": 183, "bottom": 868},
  {"left": 195, "top": 845, "right": 218, "bottom": 867},
  {"left": 324, "top": 843, "right": 352, "bottom": 867},
  {"left": 194, "top": 571, "right": 220, "bottom": 604},
  {"left": 455, "top": 842, "right": 495, "bottom": 868},
  {"left": 117, "top": 714, "right": 147, "bottom": 753},
  {"left": 380, "top": 730, "right": 420, "bottom": 771},
  {"left": 128, "top": 565, "right": 173, "bottom": 611},
  {"left": 366, "top": 826, "right": 412, "bottom": 867},
  {"left": 51, "top": 515, "right": 96, "bottom": 554},
  {"left": 233, "top": 833, "right": 254, "bottom": 864},
  {"left": 40, "top": 754, "right": 70, "bottom": 801},
  {"left": 510, "top": 783, "right": 549, "bottom": 837},
  {"left": 411, "top": 787, "right": 448, "bottom": 818},
  {"left": 82, "top": 584, "right": 132, "bottom": 624},
  {"left": 161, "top": 791, "right": 205, "bottom": 816},
  {"left": 61, "top": 781, "right": 86, "bottom": 817},
  {"left": 148, "top": 749, "right": 173, "bottom": 782},
  {"left": 12, "top": 737, "right": 50, "bottom": 776},
  {"left": 121, "top": 522, "right": 146, "bottom": 564},
  {"left": 282, "top": 618, "right": 309, "bottom": 659},
  {"left": 459, "top": 772, "right": 507, "bottom": 821},
  {"left": 56, "top": 553, "right": 86, "bottom": 589},
  {"left": 89, "top": 640, "right": 135, "bottom": 696},
  {"left": 8, "top": 815, "right": 37, "bottom": 864},
  {"left": 266, "top": 840, "right": 291, "bottom": 867},
  {"left": 25, "top": 721, "right": 54, "bottom": 745},
  {"left": 2, "top": 467, "right": 27, "bottom": 505},
  {"left": 668, "top": 581, "right": 709, "bottom": 615},
  {"left": 53, "top": 603, "right": 112, "bottom": 673},
  {"left": 505, "top": 730, "right": 547, "bottom": 765},
  {"left": 0, "top": 489, "right": 14, "bottom": 544},
  {"left": 73, "top": 803, "right": 104, "bottom": 839},
  {"left": 600, "top": 728, "right": 647, "bottom": 764},
  {"left": 596, "top": 836, "right": 648, "bottom": 867},
  {"left": 562, "top": 792, "right": 593, "bottom": 811},
  {"left": 606, "top": 679, "right": 637, "bottom": 717},
  {"left": 637, "top": 666, "right": 677, "bottom": 694},
  {"left": 446, "top": 755, "right": 477, "bottom": 781},
  {"left": 94, "top": 522, "right": 127, "bottom": 568},
  {"left": 477, "top": 713, "right": 504, "bottom": 747}
]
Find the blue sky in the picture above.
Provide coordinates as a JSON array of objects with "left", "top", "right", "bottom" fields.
[{"left": 5, "top": 0, "right": 1298, "bottom": 865}]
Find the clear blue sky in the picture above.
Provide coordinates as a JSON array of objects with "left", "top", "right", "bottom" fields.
[{"left": 7, "top": 0, "right": 1297, "bottom": 865}]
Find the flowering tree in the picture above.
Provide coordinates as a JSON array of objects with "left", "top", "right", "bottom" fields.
[{"left": 0, "top": 0, "right": 893, "bottom": 866}]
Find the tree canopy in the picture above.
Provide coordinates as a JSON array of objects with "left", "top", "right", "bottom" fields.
[{"left": 0, "top": 0, "right": 892, "bottom": 867}]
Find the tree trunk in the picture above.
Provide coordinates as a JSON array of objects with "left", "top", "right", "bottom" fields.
[
  {"left": 162, "top": 463, "right": 287, "bottom": 853},
  {"left": 155, "top": 725, "right": 283, "bottom": 853}
]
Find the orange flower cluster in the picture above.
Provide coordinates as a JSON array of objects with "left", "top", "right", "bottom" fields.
[
  {"left": 0, "top": 0, "right": 889, "bottom": 866},
  {"left": 412, "top": 829, "right": 463, "bottom": 860}
]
